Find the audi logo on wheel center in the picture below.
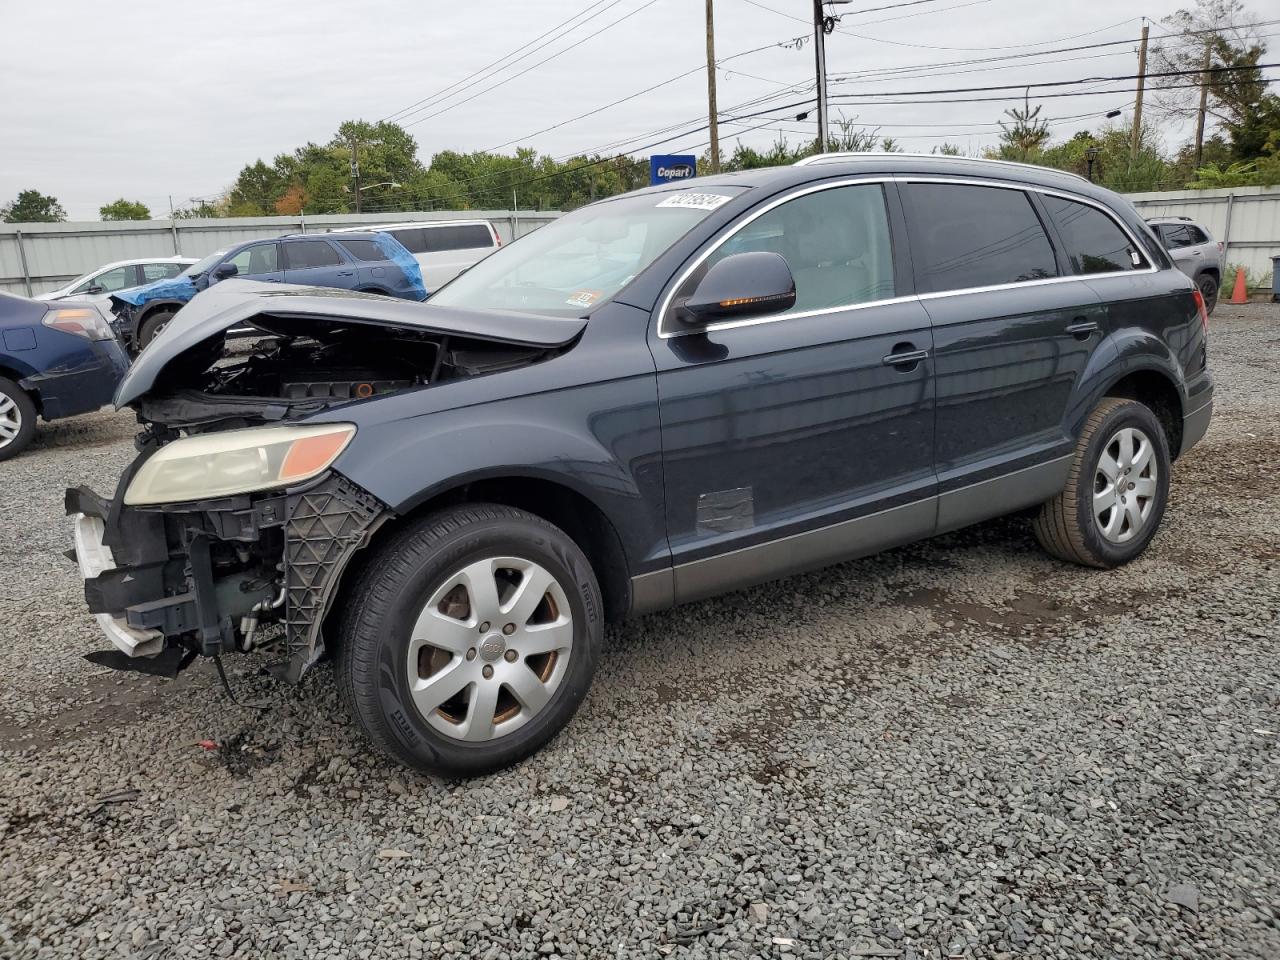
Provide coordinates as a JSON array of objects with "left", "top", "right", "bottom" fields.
[{"left": 650, "top": 154, "right": 698, "bottom": 185}]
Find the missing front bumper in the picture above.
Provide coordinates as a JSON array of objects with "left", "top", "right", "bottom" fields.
[{"left": 66, "top": 473, "right": 389, "bottom": 682}]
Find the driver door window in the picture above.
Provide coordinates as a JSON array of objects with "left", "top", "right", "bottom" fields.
[
  {"left": 228, "top": 243, "right": 279, "bottom": 276},
  {"left": 74, "top": 265, "right": 136, "bottom": 294},
  {"left": 672, "top": 184, "right": 896, "bottom": 328}
]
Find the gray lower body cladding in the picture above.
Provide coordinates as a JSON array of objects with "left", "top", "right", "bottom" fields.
[{"left": 66, "top": 471, "right": 390, "bottom": 683}]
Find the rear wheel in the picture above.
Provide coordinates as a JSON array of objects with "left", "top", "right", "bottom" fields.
[
  {"left": 1197, "top": 272, "right": 1219, "bottom": 315},
  {"left": 1032, "top": 397, "right": 1171, "bottom": 568},
  {"left": 0, "top": 377, "right": 36, "bottom": 461},
  {"left": 137, "top": 310, "right": 176, "bottom": 351},
  {"left": 337, "top": 503, "right": 601, "bottom": 776}
]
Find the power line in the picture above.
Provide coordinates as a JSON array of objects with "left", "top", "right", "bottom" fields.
[
  {"left": 396, "top": 0, "right": 661, "bottom": 130},
  {"left": 379, "top": 0, "right": 628, "bottom": 124},
  {"left": 835, "top": 14, "right": 1141, "bottom": 51}
]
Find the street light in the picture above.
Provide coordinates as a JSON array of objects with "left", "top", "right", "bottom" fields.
[
  {"left": 344, "top": 181, "right": 401, "bottom": 215},
  {"left": 1085, "top": 146, "right": 1101, "bottom": 183}
]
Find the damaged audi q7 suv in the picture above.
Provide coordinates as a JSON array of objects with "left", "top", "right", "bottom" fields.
[{"left": 68, "top": 154, "right": 1213, "bottom": 776}]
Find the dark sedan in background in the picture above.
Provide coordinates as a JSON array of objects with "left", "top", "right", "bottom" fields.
[{"left": 0, "top": 292, "right": 129, "bottom": 460}]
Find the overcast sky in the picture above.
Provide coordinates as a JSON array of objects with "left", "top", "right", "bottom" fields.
[{"left": 0, "top": 0, "right": 1247, "bottom": 219}]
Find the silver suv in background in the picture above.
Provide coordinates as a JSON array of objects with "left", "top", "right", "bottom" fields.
[
  {"left": 1148, "top": 217, "right": 1223, "bottom": 313},
  {"left": 329, "top": 219, "right": 500, "bottom": 292}
]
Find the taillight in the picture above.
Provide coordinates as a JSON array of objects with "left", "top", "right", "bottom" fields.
[
  {"left": 42, "top": 307, "right": 114, "bottom": 341},
  {"left": 1217, "top": 241, "right": 1224, "bottom": 254},
  {"left": 1192, "top": 288, "right": 1209, "bottom": 334}
]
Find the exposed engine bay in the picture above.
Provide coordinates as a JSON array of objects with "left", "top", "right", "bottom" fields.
[
  {"left": 135, "top": 315, "right": 557, "bottom": 432},
  {"left": 70, "top": 297, "right": 579, "bottom": 684}
]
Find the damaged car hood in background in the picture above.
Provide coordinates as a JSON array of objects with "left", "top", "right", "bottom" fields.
[{"left": 114, "top": 279, "right": 588, "bottom": 407}]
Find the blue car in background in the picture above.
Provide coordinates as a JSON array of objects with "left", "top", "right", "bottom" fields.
[
  {"left": 110, "top": 232, "right": 427, "bottom": 354},
  {"left": 0, "top": 292, "right": 129, "bottom": 461}
]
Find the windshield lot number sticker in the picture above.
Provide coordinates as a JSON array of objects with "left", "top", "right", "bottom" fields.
[
  {"left": 657, "top": 193, "right": 732, "bottom": 211},
  {"left": 566, "top": 289, "right": 603, "bottom": 307}
]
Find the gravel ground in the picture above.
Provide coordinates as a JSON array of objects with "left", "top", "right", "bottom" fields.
[{"left": 1, "top": 303, "right": 1277, "bottom": 960}]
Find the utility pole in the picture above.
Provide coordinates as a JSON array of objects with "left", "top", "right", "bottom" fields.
[
  {"left": 350, "top": 137, "right": 362, "bottom": 214},
  {"left": 705, "top": 0, "right": 720, "bottom": 172},
  {"left": 1194, "top": 44, "right": 1211, "bottom": 167},
  {"left": 1130, "top": 22, "right": 1149, "bottom": 163},
  {"left": 813, "top": 0, "right": 829, "bottom": 152}
]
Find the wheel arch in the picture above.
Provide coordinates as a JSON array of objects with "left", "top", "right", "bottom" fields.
[
  {"left": 1101, "top": 367, "right": 1184, "bottom": 459},
  {"left": 325, "top": 472, "right": 634, "bottom": 655},
  {"left": 0, "top": 361, "right": 41, "bottom": 414}
]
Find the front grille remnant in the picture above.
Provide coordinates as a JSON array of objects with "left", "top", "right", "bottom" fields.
[{"left": 279, "top": 475, "right": 387, "bottom": 683}]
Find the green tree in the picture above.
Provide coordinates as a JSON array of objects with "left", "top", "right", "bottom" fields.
[
  {"left": 99, "top": 198, "right": 151, "bottom": 221},
  {"left": 998, "top": 95, "right": 1050, "bottom": 162},
  {"left": 2, "top": 189, "right": 67, "bottom": 223}
]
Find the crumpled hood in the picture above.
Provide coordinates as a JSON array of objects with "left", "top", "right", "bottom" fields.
[
  {"left": 111, "top": 275, "right": 199, "bottom": 308},
  {"left": 114, "top": 279, "right": 586, "bottom": 407}
]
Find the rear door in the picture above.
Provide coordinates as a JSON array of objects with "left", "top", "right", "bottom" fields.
[
  {"left": 651, "top": 179, "right": 936, "bottom": 602},
  {"left": 1156, "top": 224, "right": 1200, "bottom": 280},
  {"left": 282, "top": 239, "right": 357, "bottom": 289},
  {"left": 899, "top": 179, "right": 1107, "bottom": 529}
]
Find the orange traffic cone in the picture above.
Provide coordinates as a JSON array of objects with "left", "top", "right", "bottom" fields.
[{"left": 1229, "top": 267, "right": 1249, "bottom": 304}]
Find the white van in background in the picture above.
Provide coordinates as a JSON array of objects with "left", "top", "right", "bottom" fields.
[{"left": 329, "top": 220, "right": 500, "bottom": 292}]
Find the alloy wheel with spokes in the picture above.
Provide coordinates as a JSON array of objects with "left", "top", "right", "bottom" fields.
[
  {"left": 0, "top": 393, "right": 21, "bottom": 450},
  {"left": 408, "top": 556, "right": 574, "bottom": 742},
  {"left": 337, "top": 503, "right": 602, "bottom": 775},
  {"left": 0, "top": 378, "right": 36, "bottom": 461},
  {"left": 1093, "top": 426, "right": 1158, "bottom": 544}
]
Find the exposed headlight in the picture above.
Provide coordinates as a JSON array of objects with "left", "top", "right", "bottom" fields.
[{"left": 124, "top": 424, "right": 356, "bottom": 505}]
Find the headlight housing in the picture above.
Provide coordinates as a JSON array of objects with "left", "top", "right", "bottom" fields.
[{"left": 124, "top": 424, "right": 356, "bottom": 505}]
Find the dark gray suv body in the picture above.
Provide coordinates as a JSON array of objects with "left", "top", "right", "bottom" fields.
[{"left": 67, "top": 154, "right": 1213, "bottom": 775}]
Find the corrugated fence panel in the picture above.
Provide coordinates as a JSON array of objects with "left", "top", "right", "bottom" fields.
[
  {"left": 0, "top": 210, "right": 561, "bottom": 295},
  {"left": 1127, "top": 186, "right": 1280, "bottom": 281}
]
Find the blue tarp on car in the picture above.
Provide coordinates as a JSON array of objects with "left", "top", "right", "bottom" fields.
[
  {"left": 370, "top": 232, "right": 428, "bottom": 300},
  {"left": 112, "top": 275, "right": 198, "bottom": 308}
]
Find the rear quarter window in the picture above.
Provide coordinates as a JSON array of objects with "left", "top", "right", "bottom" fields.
[
  {"left": 335, "top": 239, "right": 386, "bottom": 262},
  {"left": 389, "top": 228, "right": 428, "bottom": 254},
  {"left": 1043, "top": 196, "right": 1148, "bottom": 274},
  {"left": 902, "top": 183, "right": 1058, "bottom": 293}
]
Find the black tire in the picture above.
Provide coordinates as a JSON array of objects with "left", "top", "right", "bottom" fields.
[
  {"left": 336, "top": 503, "right": 602, "bottom": 776},
  {"left": 1033, "top": 397, "right": 1172, "bottom": 568},
  {"left": 137, "top": 310, "right": 176, "bottom": 351},
  {"left": 0, "top": 377, "right": 37, "bottom": 462},
  {"left": 1197, "top": 272, "right": 1219, "bottom": 315}
]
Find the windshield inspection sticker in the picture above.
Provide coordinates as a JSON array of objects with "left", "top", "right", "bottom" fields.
[
  {"left": 657, "top": 193, "right": 732, "bottom": 211},
  {"left": 566, "top": 289, "right": 603, "bottom": 308}
]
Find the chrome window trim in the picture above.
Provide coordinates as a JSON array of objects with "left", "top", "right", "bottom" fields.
[
  {"left": 657, "top": 176, "right": 899, "bottom": 339},
  {"left": 899, "top": 175, "right": 1159, "bottom": 284},
  {"left": 656, "top": 174, "right": 1161, "bottom": 340}
]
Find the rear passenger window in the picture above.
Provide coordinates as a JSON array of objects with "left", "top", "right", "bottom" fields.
[
  {"left": 335, "top": 239, "right": 384, "bottom": 262},
  {"left": 142, "top": 262, "right": 183, "bottom": 282},
  {"left": 285, "top": 240, "right": 342, "bottom": 269},
  {"left": 688, "top": 183, "right": 895, "bottom": 318},
  {"left": 1186, "top": 225, "right": 1209, "bottom": 245},
  {"left": 424, "top": 225, "right": 495, "bottom": 252},
  {"left": 1158, "top": 225, "right": 1191, "bottom": 248},
  {"left": 1043, "top": 196, "right": 1148, "bottom": 274},
  {"left": 903, "top": 184, "right": 1057, "bottom": 293}
]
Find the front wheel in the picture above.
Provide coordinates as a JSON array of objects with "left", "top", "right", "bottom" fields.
[
  {"left": 1032, "top": 397, "right": 1171, "bottom": 568},
  {"left": 0, "top": 377, "right": 37, "bottom": 461},
  {"left": 337, "top": 504, "right": 601, "bottom": 776},
  {"left": 136, "top": 310, "right": 176, "bottom": 351}
]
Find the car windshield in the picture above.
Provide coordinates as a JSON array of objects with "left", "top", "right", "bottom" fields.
[
  {"left": 181, "top": 250, "right": 227, "bottom": 278},
  {"left": 426, "top": 187, "right": 747, "bottom": 316}
]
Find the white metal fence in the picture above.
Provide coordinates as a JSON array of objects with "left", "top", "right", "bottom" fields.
[
  {"left": 0, "top": 210, "right": 563, "bottom": 296},
  {"left": 1125, "top": 185, "right": 1280, "bottom": 284},
  {"left": 5, "top": 186, "right": 1278, "bottom": 297}
]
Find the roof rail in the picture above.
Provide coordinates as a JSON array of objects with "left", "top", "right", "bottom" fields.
[{"left": 793, "top": 151, "right": 1090, "bottom": 183}]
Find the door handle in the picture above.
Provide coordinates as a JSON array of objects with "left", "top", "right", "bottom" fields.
[
  {"left": 338, "top": 270, "right": 354, "bottom": 277},
  {"left": 881, "top": 347, "right": 929, "bottom": 369},
  {"left": 1066, "top": 320, "right": 1099, "bottom": 339}
]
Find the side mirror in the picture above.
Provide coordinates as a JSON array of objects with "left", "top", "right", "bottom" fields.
[
  {"left": 679, "top": 251, "right": 796, "bottom": 324},
  {"left": 213, "top": 263, "right": 238, "bottom": 280},
  {"left": 86, "top": 284, "right": 105, "bottom": 295}
]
